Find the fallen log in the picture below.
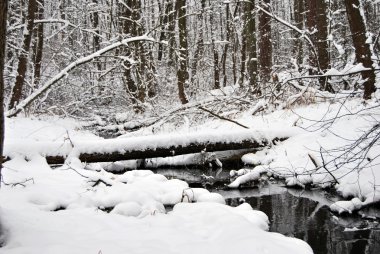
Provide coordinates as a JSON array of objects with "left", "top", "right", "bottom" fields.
[{"left": 5, "top": 130, "right": 292, "bottom": 164}]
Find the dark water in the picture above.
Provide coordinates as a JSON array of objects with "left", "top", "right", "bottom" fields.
[
  {"left": 222, "top": 189, "right": 380, "bottom": 254},
  {"left": 156, "top": 169, "right": 380, "bottom": 254}
]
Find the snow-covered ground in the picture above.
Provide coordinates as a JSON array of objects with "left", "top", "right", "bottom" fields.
[
  {"left": 2, "top": 94, "right": 380, "bottom": 253},
  {"left": 0, "top": 117, "right": 312, "bottom": 253},
  {"left": 227, "top": 98, "right": 380, "bottom": 214}
]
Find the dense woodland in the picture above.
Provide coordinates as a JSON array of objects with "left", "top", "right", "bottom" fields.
[{"left": 0, "top": 0, "right": 379, "bottom": 121}]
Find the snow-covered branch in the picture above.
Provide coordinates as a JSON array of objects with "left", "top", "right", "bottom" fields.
[{"left": 6, "top": 35, "right": 156, "bottom": 117}]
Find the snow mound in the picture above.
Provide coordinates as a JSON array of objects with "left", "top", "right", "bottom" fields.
[
  {"left": 330, "top": 198, "right": 363, "bottom": 214},
  {"left": 0, "top": 117, "right": 313, "bottom": 254}
]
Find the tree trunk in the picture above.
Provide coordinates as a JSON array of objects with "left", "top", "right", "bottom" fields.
[
  {"left": 158, "top": 0, "right": 172, "bottom": 61},
  {"left": 316, "top": 0, "right": 333, "bottom": 92},
  {"left": 258, "top": 0, "right": 272, "bottom": 84},
  {"left": 221, "top": 3, "right": 231, "bottom": 87},
  {"left": 344, "top": 0, "right": 376, "bottom": 99},
  {"left": 305, "top": 0, "right": 319, "bottom": 75},
  {"left": 0, "top": 0, "right": 8, "bottom": 179},
  {"left": 190, "top": 0, "right": 206, "bottom": 87},
  {"left": 5, "top": 131, "right": 288, "bottom": 164},
  {"left": 292, "top": 0, "right": 303, "bottom": 69},
  {"left": 243, "top": 0, "right": 258, "bottom": 91},
  {"left": 91, "top": 0, "right": 101, "bottom": 71},
  {"left": 33, "top": 0, "right": 44, "bottom": 87},
  {"left": 209, "top": 2, "right": 220, "bottom": 89},
  {"left": 9, "top": 0, "right": 37, "bottom": 110},
  {"left": 176, "top": 0, "right": 189, "bottom": 104},
  {"left": 167, "top": 0, "right": 177, "bottom": 66},
  {"left": 119, "top": 2, "right": 137, "bottom": 101}
]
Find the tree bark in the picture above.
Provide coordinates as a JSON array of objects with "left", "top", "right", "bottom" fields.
[
  {"left": 316, "top": 0, "right": 333, "bottom": 92},
  {"left": 158, "top": 0, "right": 172, "bottom": 61},
  {"left": 91, "top": 0, "right": 101, "bottom": 71},
  {"left": 344, "top": 0, "right": 376, "bottom": 99},
  {"left": 243, "top": 0, "right": 258, "bottom": 91},
  {"left": 221, "top": 3, "right": 231, "bottom": 87},
  {"left": 292, "top": 0, "right": 303, "bottom": 69},
  {"left": 0, "top": 0, "right": 8, "bottom": 180},
  {"left": 33, "top": 0, "right": 44, "bottom": 87},
  {"left": 177, "top": 0, "right": 189, "bottom": 104},
  {"left": 209, "top": 2, "right": 220, "bottom": 89},
  {"left": 305, "top": 0, "right": 319, "bottom": 75},
  {"left": 9, "top": 0, "right": 37, "bottom": 109},
  {"left": 258, "top": 0, "right": 272, "bottom": 83}
]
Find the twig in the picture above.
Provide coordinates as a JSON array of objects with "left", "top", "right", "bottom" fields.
[
  {"left": 198, "top": 106, "right": 249, "bottom": 129},
  {"left": 319, "top": 147, "right": 339, "bottom": 185},
  {"left": 1, "top": 178, "right": 35, "bottom": 187},
  {"left": 89, "top": 179, "right": 112, "bottom": 187},
  {"left": 308, "top": 153, "right": 320, "bottom": 168}
]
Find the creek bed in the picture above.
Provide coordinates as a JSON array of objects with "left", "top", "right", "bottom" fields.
[{"left": 155, "top": 168, "right": 380, "bottom": 254}]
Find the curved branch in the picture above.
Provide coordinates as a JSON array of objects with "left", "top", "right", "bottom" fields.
[{"left": 6, "top": 35, "right": 156, "bottom": 117}]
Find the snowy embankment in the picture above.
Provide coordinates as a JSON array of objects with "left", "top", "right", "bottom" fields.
[
  {"left": 0, "top": 117, "right": 312, "bottom": 253},
  {"left": 225, "top": 98, "right": 380, "bottom": 214}
]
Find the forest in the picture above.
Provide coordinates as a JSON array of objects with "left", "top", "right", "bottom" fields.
[{"left": 0, "top": 0, "right": 380, "bottom": 254}]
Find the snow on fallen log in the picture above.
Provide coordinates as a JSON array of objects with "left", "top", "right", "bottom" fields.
[{"left": 5, "top": 129, "right": 293, "bottom": 164}]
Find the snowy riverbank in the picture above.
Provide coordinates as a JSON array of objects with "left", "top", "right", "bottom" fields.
[
  {"left": 2, "top": 96, "right": 380, "bottom": 253},
  {"left": 0, "top": 116, "right": 311, "bottom": 253}
]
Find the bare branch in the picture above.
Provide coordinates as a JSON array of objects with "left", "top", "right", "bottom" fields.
[{"left": 6, "top": 35, "right": 156, "bottom": 117}]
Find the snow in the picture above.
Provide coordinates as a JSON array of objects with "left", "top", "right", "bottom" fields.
[
  {"left": 324, "top": 68, "right": 343, "bottom": 76},
  {"left": 228, "top": 166, "right": 266, "bottom": 188},
  {"left": 4, "top": 89, "right": 380, "bottom": 252},
  {"left": 0, "top": 118, "right": 313, "bottom": 254},
  {"left": 342, "top": 63, "right": 371, "bottom": 74},
  {"left": 205, "top": 98, "right": 380, "bottom": 213},
  {"left": 330, "top": 198, "right": 363, "bottom": 214},
  {"left": 4, "top": 117, "right": 293, "bottom": 160}
]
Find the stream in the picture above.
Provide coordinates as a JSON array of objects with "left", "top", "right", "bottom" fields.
[{"left": 154, "top": 168, "right": 380, "bottom": 254}]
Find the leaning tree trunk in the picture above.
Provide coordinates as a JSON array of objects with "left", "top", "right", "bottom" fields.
[
  {"left": 9, "top": 0, "right": 37, "bottom": 110},
  {"left": 344, "top": 0, "right": 376, "bottom": 99},
  {"left": 0, "top": 0, "right": 8, "bottom": 180}
]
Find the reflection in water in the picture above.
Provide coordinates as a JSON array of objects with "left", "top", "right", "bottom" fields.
[
  {"left": 226, "top": 193, "right": 380, "bottom": 254},
  {"left": 156, "top": 168, "right": 380, "bottom": 254}
]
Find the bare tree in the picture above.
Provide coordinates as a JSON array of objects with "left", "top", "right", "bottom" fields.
[
  {"left": 305, "top": 0, "right": 333, "bottom": 92},
  {"left": 0, "top": 0, "right": 8, "bottom": 181},
  {"left": 315, "top": 0, "right": 333, "bottom": 92},
  {"left": 258, "top": 0, "right": 272, "bottom": 84},
  {"left": 344, "top": 0, "right": 376, "bottom": 99},
  {"left": 177, "top": 0, "right": 189, "bottom": 104},
  {"left": 9, "top": 0, "right": 37, "bottom": 109},
  {"left": 209, "top": 1, "right": 220, "bottom": 89},
  {"left": 242, "top": 0, "right": 258, "bottom": 91},
  {"left": 32, "top": 0, "right": 44, "bottom": 87},
  {"left": 292, "top": 0, "right": 304, "bottom": 69}
]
